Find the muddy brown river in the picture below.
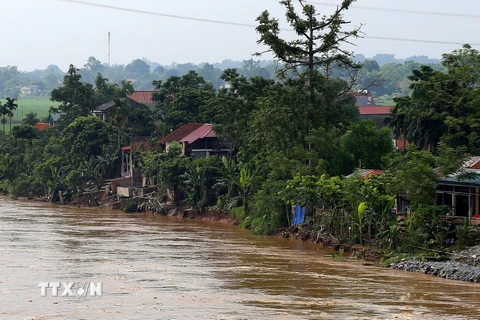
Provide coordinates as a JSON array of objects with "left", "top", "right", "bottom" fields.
[{"left": 0, "top": 197, "right": 479, "bottom": 319}]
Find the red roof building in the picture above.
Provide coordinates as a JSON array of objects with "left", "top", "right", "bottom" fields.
[
  {"left": 353, "top": 90, "right": 376, "bottom": 106},
  {"left": 160, "top": 123, "right": 232, "bottom": 157},
  {"left": 32, "top": 123, "right": 50, "bottom": 131},
  {"left": 347, "top": 169, "right": 384, "bottom": 179},
  {"left": 180, "top": 124, "right": 216, "bottom": 144},
  {"left": 358, "top": 106, "right": 392, "bottom": 115},
  {"left": 127, "top": 91, "right": 156, "bottom": 106},
  {"left": 359, "top": 105, "right": 392, "bottom": 129},
  {"left": 159, "top": 123, "right": 203, "bottom": 145}
]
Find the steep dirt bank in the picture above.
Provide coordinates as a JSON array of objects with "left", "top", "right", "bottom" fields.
[
  {"left": 276, "top": 224, "right": 383, "bottom": 263},
  {"left": 162, "top": 207, "right": 238, "bottom": 225}
]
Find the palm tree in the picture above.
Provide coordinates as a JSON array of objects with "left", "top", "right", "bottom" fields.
[
  {"left": 0, "top": 103, "right": 8, "bottom": 134},
  {"left": 5, "top": 97, "right": 18, "bottom": 134}
]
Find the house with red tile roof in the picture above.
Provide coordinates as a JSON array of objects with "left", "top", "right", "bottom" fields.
[
  {"left": 354, "top": 91, "right": 409, "bottom": 150},
  {"left": 159, "top": 123, "right": 232, "bottom": 157},
  {"left": 159, "top": 123, "right": 203, "bottom": 154},
  {"left": 120, "top": 123, "right": 232, "bottom": 179},
  {"left": 32, "top": 122, "right": 50, "bottom": 131},
  {"left": 179, "top": 123, "right": 232, "bottom": 157},
  {"left": 354, "top": 90, "right": 392, "bottom": 129},
  {"left": 127, "top": 91, "right": 156, "bottom": 107}
]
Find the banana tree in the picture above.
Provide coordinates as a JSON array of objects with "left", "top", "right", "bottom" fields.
[
  {"left": 182, "top": 164, "right": 208, "bottom": 209},
  {"left": 221, "top": 156, "right": 237, "bottom": 198},
  {"left": 354, "top": 202, "right": 366, "bottom": 245},
  {"left": 237, "top": 165, "right": 254, "bottom": 216}
]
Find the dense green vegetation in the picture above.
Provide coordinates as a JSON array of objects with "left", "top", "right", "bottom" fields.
[{"left": 1, "top": 0, "right": 479, "bottom": 259}]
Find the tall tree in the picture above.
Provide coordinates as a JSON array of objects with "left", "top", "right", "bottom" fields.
[
  {"left": 60, "top": 116, "right": 117, "bottom": 169},
  {"left": 255, "top": 0, "right": 361, "bottom": 166},
  {"left": 152, "top": 71, "right": 214, "bottom": 129},
  {"left": 207, "top": 69, "right": 275, "bottom": 156},
  {"left": 256, "top": 0, "right": 360, "bottom": 98},
  {"left": 341, "top": 120, "right": 394, "bottom": 170},
  {"left": 389, "top": 45, "right": 480, "bottom": 154},
  {"left": 387, "top": 146, "right": 438, "bottom": 210},
  {"left": 50, "top": 65, "right": 95, "bottom": 128},
  {"left": 81, "top": 56, "right": 104, "bottom": 83},
  {"left": 22, "top": 112, "right": 40, "bottom": 126},
  {"left": 125, "top": 59, "right": 150, "bottom": 77},
  {"left": 111, "top": 99, "right": 130, "bottom": 152}
]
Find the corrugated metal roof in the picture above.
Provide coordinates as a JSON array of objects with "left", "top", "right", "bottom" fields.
[
  {"left": 93, "top": 97, "right": 149, "bottom": 112},
  {"left": 347, "top": 169, "right": 383, "bottom": 179},
  {"left": 159, "top": 123, "right": 203, "bottom": 144},
  {"left": 180, "top": 124, "right": 216, "bottom": 144},
  {"left": 128, "top": 91, "right": 156, "bottom": 105},
  {"left": 439, "top": 169, "right": 480, "bottom": 187},
  {"left": 49, "top": 113, "right": 61, "bottom": 121},
  {"left": 94, "top": 100, "right": 116, "bottom": 112},
  {"left": 359, "top": 106, "right": 392, "bottom": 115}
]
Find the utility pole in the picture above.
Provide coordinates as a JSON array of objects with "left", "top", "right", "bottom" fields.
[{"left": 108, "top": 31, "right": 111, "bottom": 67}]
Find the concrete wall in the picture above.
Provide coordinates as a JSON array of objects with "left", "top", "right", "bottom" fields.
[{"left": 111, "top": 177, "right": 133, "bottom": 194}]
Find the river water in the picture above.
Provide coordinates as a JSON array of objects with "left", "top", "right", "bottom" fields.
[{"left": 0, "top": 197, "right": 479, "bottom": 319}]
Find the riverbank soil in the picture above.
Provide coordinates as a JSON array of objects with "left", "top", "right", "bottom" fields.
[
  {"left": 170, "top": 208, "right": 237, "bottom": 225},
  {"left": 276, "top": 224, "right": 384, "bottom": 264}
]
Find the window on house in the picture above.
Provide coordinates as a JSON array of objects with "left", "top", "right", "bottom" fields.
[{"left": 455, "top": 195, "right": 470, "bottom": 217}]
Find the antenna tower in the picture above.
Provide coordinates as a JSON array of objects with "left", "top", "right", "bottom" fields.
[{"left": 108, "top": 31, "right": 111, "bottom": 66}]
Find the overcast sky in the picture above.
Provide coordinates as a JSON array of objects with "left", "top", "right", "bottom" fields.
[{"left": 1, "top": 0, "right": 478, "bottom": 71}]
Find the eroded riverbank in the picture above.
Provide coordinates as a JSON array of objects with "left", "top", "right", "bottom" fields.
[{"left": 1, "top": 197, "right": 480, "bottom": 319}]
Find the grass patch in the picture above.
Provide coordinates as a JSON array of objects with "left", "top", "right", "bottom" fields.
[
  {"left": 1, "top": 98, "right": 60, "bottom": 122},
  {"left": 375, "top": 99, "right": 395, "bottom": 106}
]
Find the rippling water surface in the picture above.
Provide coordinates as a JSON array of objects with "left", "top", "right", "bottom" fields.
[{"left": 0, "top": 197, "right": 479, "bottom": 319}]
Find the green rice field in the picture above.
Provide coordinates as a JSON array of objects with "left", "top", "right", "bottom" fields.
[{"left": 2, "top": 98, "right": 59, "bottom": 122}]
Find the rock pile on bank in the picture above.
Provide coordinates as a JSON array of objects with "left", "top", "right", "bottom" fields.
[
  {"left": 390, "top": 260, "right": 480, "bottom": 282},
  {"left": 451, "top": 244, "right": 480, "bottom": 266}
]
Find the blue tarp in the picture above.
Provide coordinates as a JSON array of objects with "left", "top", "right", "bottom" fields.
[{"left": 292, "top": 204, "right": 306, "bottom": 226}]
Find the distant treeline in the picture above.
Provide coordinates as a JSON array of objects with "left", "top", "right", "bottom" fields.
[{"left": 0, "top": 53, "right": 444, "bottom": 100}]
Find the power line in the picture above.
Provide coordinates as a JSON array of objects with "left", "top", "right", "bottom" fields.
[
  {"left": 365, "top": 36, "right": 477, "bottom": 46},
  {"left": 58, "top": 0, "right": 480, "bottom": 46},
  {"left": 58, "top": 0, "right": 255, "bottom": 28},
  {"left": 306, "top": 1, "right": 480, "bottom": 18}
]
